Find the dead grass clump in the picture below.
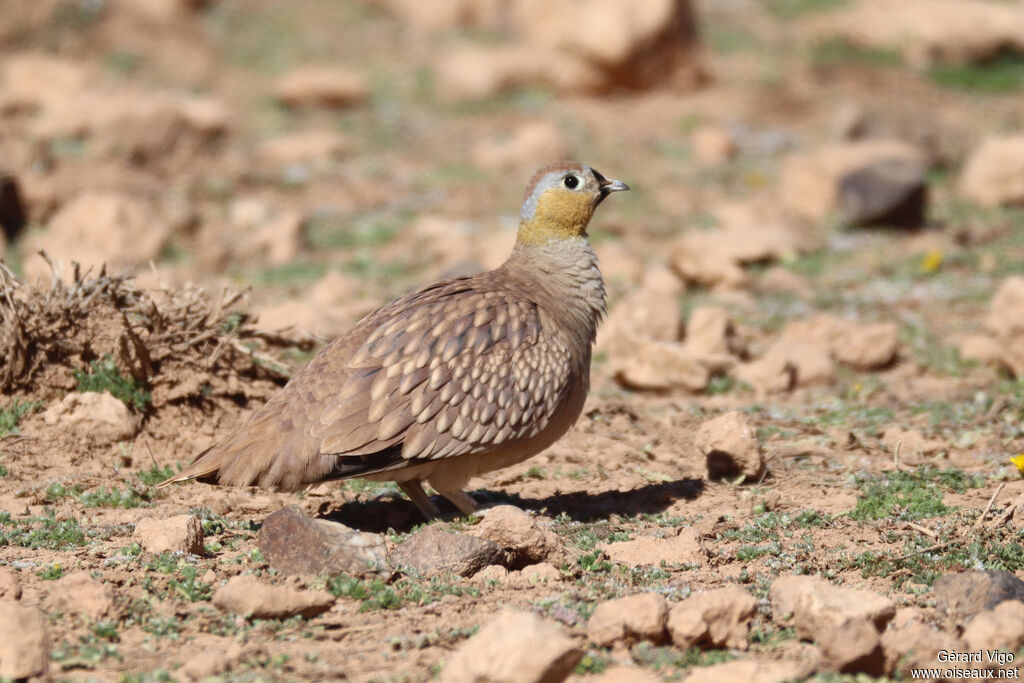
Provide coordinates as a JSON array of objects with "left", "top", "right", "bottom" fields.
[{"left": 0, "top": 256, "right": 314, "bottom": 410}]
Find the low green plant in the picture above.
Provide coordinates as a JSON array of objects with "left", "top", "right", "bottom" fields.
[
  {"left": 850, "top": 466, "right": 983, "bottom": 522},
  {"left": 0, "top": 399, "right": 43, "bottom": 437},
  {"left": 0, "top": 511, "right": 89, "bottom": 550},
  {"left": 74, "top": 355, "right": 151, "bottom": 412}
]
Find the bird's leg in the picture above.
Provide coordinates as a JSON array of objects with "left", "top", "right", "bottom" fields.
[
  {"left": 398, "top": 480, "right": 441, "bottom": 520},
  {"left": 436, "top": 487, "right": 480, "bottom": 517}
]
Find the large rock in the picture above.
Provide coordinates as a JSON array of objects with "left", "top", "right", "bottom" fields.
[
  {"left": 587, "top": 593, "right": 668, "bottom": 646},
  {"left": 986, "top": 276, "right": 1024, "bottom": 339},
  {"left": 933, "top": 571, "right": 1024, "bottom": 625},
  {"left": 881, "top": 608, "right": 966, "bottom": 678},
  {"left": 431, "top": 0, "right": 701, "bottom": 98},
  {"left": 770, "top": 575, "right": 896, "bottom": 638},
  {"left": 0, "top": 53, "right": 92, "bottom": 110},
  {"left": 779, "top": 141, "right": 925, "bottom": 224},
  {"left": 212, "top": 575, "right": 335, "bottom": 619},
  {"left": 26, "top": 191, "right": 170, "bottom": 283},
  {"left": 694, "top": 411, "right": 765, "bottom": 480},
  {"left": 390, "top": 525, "right": 503, "bottom": 577},
  {"left": 258, "top": 505, "right": 387, "bottom": 578},
  {"left": 43, "top": 391, "right": 140, "bottom": 442},
  {"left": 818, "top": 0, "right": 1024, "bottom": 69},
  {"left": 513, "top": 0, "right": 701, "bottom": 92},
  {"left": 441, "top": 610, "right": 581, "bottom": 683},
  {"left": 667, "top": 587, "right": 758, "bottom": 650},
  {"left": 0, "top": 602, "right": 49, "bottom": 679},
  {"left": 470, "top": 506, "right": 569, "bottom": 568},
  {"left": 781, "top": 315, "right": 899, "bottom": 371},
  {"left": 612, "top": 338, "right": 712, "bottom": 392},
  {"left": 962, "top": 600, "right": 1024, "bottom": 653},
  {"left": 818, "top": 616, "right": 885, "bottom": 675},
  {"left": 133, "top": 514, "right": 205, "bottom": 555},
  {"left": 960, "top": 135, "right": 1024, "bottom": 208}
]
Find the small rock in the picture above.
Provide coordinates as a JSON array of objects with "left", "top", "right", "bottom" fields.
[
  {"left": 473, "top": 121, "right": 569, "bottom": 171},
  {"left": 962, "top": 600, "right": 1024, "bottom": 653},
  {"left": 0, "top": 568, "right": 21, "bottom": 600},
  {"left": 818, "top": 617, "right": 885, "bottom": 675},
  {"left": 43, "top": 392, "right": 140, "bottom": 443},
  {"left": 734, "top": 354, "right": 794, "bottom": 395},
  {"left": 598, "top": 266, "right": 684, "bottom": 353},
  {"left": 833, "top": 322, "right": 900, "bottom": 370},
  {"left": 960, "top": 135, "right": 1024, "bottom": 207},
  {"left": 577, "top": 667, "right": 661, "bottom": 683},
  {"left": 258, "top": 505, "right": 387, "bottom": 578},
  {"left": 274, "top": 66, "right": 369, "bottom": 108},
  {"left": 934, "top": 571, "right": 1024, "bottom": 625},
  {"left": 230, "top": 198, "right": 305, "bottom": 266},
  {"left": 517, "top": 562, "right": 561, "bottom": 584},
  {"left": 26, "top": 191, "right": 169, "bottom": 283},
  {"left": 587, "top": 593, "right": 668, "bottom": 646},
  {"left": 177, "top": 636, "right": 243, "bottom": 681},
  {"left": 838, "top": 158, "right": 927, "bottom": 227},
  {"left": 779, "top": 141, "right": 925, "bottom": 223},
  {"left": 601, "top": 527, "right": 703, "bottom": 567},
  {"left": 684, "top": 306, "right": 738, "bottom": 358},
  {"left": 694, "top": 411, "right": 765, "bottom": 480},
  {"left": 667, "top": 586, "right": 758, "bottom": 650},
  {"left": 782, "top": 315, "right": 899, "bottom": 370},
  {"left": 986, "top": 276, "right": 1024, "bottom": 339},
  {"left": 212, "top": 574, "right": 335, "bottom": 619},
  {"left": 257, "top": 129, "right": 348, "bottom": 167},
  {"left": 761, "top": 340, "right": 835, "bottom": 388},
  {"left": 473, "top": 565, "right": 510, "bottom": 583},
  {"left": 692, "top": 124, "right": 738, "bottom": 166},
  {"left": 471, "top": 505, "right": 569, "bottom": 568},
  {"left": 684, "top": 658, "right": 815, "bottom": 683},
  {"left": 671, "top": 222, "right": 815, "bottom": 289},
  {"left": 48, "top": 571, "right": 113, "bottom": 618},
  {"left": 391, "top": 525, "right": 503, "bottom": 577},
  {"left": 956, "top": 334, "right": 1006, "bottom": 370},
  {"left": 613, "top": 338, "right": 711, "bottom": 392},
  {"left": 114, "top": 0, "right": 208, "bottom": 23},
  {"left": 770, "top": 575, "right": 896, "bottom": 638},
  {"left": 0, "top": 602, "right": 49, "bottom": 679},
  {"left": 440, "top": 610, "right": 582, "bottom": 683},
  {"left": 133, "top": 514, "right": 205, "bottom": 555}
]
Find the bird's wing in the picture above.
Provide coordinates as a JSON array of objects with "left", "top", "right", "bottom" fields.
[
  {"left": 311, "top": 283, "right": 575, "bottom": 468},
  {"left": 162, "top": 277, "right": 576, "bottom": 490}
]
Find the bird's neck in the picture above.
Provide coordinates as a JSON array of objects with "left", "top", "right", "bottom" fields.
[{"left": 506, "top": 237, "right": 606, "bottom": 347}]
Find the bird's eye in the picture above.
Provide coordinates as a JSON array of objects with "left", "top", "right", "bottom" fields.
[{"left": 563, "top": 175, "right": 579, "bottom": 189}]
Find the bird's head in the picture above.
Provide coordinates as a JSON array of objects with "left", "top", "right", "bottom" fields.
[{"left": 516, "top": 162, "right": 629, "bottom": 246}]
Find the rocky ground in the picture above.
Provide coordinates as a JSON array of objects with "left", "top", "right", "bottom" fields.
[{"left": 2, "top": 0, "right": 1024, "bottom": 681}]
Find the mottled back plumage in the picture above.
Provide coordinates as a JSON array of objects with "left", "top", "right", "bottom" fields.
[{"left": 160, "top": 162, "right": 629, "bottom": 518}]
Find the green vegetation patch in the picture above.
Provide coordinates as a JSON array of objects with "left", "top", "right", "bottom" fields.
[
  {"left": 850, "top": 466, "right": 984, "bottom": 522},
  {"left": 45, "top": 481, "right": 153, "bottom": 509},
  {"left": 327, "top": 573, "right": 480, "bottom": 612},
  {"left": 74, "top": 355, "right": 151, "bottom": 412},
  {"left": 0, "top": 511, "right": 90, "bottom": 550},
  {"left": 0, "top": 398, "right": 43, "bottom": 437},
  {"left": 930, "top": 53, "right": 1024, "bottom": 93}
]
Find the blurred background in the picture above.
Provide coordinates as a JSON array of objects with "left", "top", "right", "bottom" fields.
[{"left": 0, "top": 0, "right": 1023, "bottom": 384}]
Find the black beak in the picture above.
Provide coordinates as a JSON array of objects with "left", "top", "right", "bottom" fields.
[{"left": 593, "top": 168, "right": 630, "bottom": 205}]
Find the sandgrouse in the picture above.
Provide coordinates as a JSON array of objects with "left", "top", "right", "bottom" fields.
[{"left": 159, "top": 162, "right": 628, "bottom": 518}]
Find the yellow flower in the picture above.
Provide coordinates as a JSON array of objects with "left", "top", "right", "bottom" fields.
[
  {"left": 920, "top": 248, "right": 943, "bottom": 275},
  {"left": 1011, "top": 454, "right": 1024, "bottom": 475}
]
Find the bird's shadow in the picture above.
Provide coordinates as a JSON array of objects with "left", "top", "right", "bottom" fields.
[{"left": 320, "top": 477, "right": 705, "bottom": 533}]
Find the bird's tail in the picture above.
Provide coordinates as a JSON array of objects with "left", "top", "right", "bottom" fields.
[{"left": 156, "top": 410, "right": 313, "bottom": 491}]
